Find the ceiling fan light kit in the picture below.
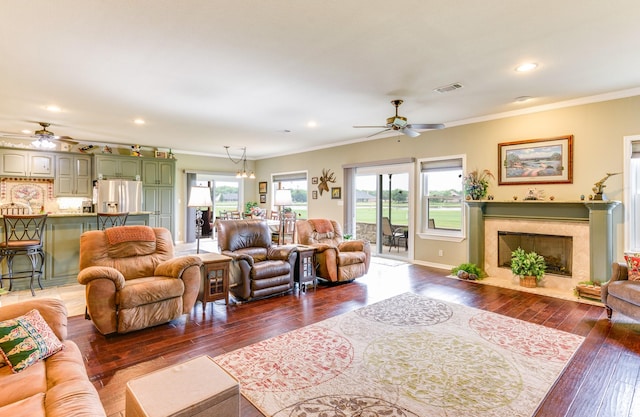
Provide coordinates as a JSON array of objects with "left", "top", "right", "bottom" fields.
[{"left": 354, "top": 99, "right": 445, "bottom": 138}]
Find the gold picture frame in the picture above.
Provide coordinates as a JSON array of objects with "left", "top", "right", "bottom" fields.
[
  {"left": 259, "top": 182, "right": 268, "bottom": 194},
  {"left": 498, "top": 135, "right": 573, "bottom": 185},
  {"left": 331, "top": 187, "right": 341, "bottom": 199}
]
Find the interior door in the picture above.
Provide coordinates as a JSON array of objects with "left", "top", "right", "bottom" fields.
[{"left": 354, "top": 164, "right": 412, "bottom": 260}]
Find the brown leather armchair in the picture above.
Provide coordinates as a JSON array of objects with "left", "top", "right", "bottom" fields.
[
  {"left": 296, "top": 219, "right": 370, "bottom": 282},
  {"left": 602, "top": 262, "right": 640, "bottom": 321},
  {"left": 217, "top": 219, "right": 297, "bottom": 301},
  {"left": 77, "top": 226, "right": 202, "bottom": 335}
]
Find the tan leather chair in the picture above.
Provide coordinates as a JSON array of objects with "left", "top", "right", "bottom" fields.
[
  {"left": 602, "top": 262, "right": 640, "bottom": 322},
  {"left": 217, "top": 219, "right": 297, "bottom": 301},
  {"left": 77, "top": 226, "right": 202, "bottom": 335},
  {"left": 296, "top": 219, "right": 371, "bottom": 282}
]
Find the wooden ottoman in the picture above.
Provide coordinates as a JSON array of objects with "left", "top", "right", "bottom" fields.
[{"left": 126, "top": 355, "right": 239, "bottom": 417}]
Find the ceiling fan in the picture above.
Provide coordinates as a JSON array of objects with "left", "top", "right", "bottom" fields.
[
  {"left": 0, "top": 122, "right": 79, "bottom": 148},
  {"left": 354, "top": 99, "right": 445, "bottom": 138}
]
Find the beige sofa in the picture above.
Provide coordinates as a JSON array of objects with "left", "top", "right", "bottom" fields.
[
  {"left": 0, "top": 298, "right": 106, "bottom": 417},
  {"left": 602, "top": 262, "right": 640, "bottom": 321},
  {"left": 78, "top": 226, "right": 202, "bottom": 335}
]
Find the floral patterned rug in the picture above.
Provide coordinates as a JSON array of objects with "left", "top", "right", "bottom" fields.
[{"left": 213, "top": 292, "right": 584, "bottom": 417}]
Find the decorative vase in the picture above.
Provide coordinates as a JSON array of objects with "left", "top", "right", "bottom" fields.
[{"left": 519, "top": 276, "right": 538, "bottom": 288}]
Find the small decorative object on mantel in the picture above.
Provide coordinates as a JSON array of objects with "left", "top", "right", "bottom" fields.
[
  {"left": 130, "top": 144, "right": 142, "bottom": 157},
  {"left": 592, "top": 172, "right": 621, "bottom": 201},
  {"left": 524, "top": 188, "right": 544, "bottom": 200},
  {"left": 463, "top": 169, "right": 494, "bottom": 200},
  {"left": 511, "top": 247, "right": 546, "bottom": 288}
]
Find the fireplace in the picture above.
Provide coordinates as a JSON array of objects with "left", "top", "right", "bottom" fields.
[
  {"left": 498, "top": 231, "right": 573, "bottom": 277},
  {"left": 466, "top": 200, "right": 620, "bottom": 293}
]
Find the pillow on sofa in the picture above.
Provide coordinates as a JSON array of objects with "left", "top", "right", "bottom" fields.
[
  {"left": 0, "top": 309, "right": 64, "bottom": 373},
  {"left": 624, "top": 254, "right": 640, "bottom": 281}
]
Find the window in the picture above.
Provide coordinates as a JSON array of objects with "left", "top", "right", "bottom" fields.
[
  {"left": 272, "top": 171, "right": 308, "bottom": 218},
  {"left": 419, "top": 156, "right": 465, "bottom": 238},
  {"left": 625, "top": 136, "right": 640, "bottom": 251}
]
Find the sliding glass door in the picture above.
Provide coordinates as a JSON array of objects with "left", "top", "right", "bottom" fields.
[{"left": 354, "top": 163, "right": 412, "bottom": 259}]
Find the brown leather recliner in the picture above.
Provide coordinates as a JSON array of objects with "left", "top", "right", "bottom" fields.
[
  {"left": 296, "top": 219, "right": 370, "bottom": 282},
  {"left": 217, "top": 219, "right": 297, "bottom": 301},
  {"left": 77, "top": 226, "right": 202, "bottom": 335}
]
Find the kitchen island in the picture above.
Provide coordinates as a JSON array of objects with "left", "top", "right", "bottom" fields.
[{"left": 1, "top": 212, "right": 150, "bottom": 291}]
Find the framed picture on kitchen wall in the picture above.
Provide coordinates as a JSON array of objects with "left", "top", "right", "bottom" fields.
[
  {"left": 498, "top": 135, "right": 573, "bottom": 185},
  {"left": 259, "top": 182, "right": 268, "bottom": 194}
]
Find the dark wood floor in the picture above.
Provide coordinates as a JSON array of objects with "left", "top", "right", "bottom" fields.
[{"left": 67, "top": 262, "right": 640, "bottom": 417}]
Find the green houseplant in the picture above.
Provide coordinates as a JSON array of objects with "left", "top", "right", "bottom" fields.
[{"left": 510, "top": 247, "right": 546, "bottom": 287}]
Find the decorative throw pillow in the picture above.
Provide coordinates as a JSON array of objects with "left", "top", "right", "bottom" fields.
[
  {"left": 0, "top": 309, "right": 64, "bottom": 373},
  {"left": 624, "top": 254, "right": 640, "bottom": 281}
]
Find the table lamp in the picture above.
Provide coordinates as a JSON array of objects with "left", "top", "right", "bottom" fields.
[{"left": 188, "top": 186, "right": 213, "bottom": 253}]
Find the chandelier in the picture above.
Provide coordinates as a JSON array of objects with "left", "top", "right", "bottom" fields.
[{"left": 224, "top": 146, "right": 255, "bottom": 179}]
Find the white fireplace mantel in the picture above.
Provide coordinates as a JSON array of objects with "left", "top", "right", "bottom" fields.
[{"left": 466, "top": 200, "right": 620, "bottom": 281}]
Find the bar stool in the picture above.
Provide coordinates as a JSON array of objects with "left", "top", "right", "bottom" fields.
[
  {"left": 97, "top": 212, "right": 129, "bottom": 230},
  {"left": 0, "top": 214, "right": 48, "bottom": 296}
]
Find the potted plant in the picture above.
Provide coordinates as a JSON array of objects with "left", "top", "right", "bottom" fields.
[
  {"left": 463, "top": 169, "right": 494, "bottom": 200},
  {"left": 510, "top": 247, "right": 546, "bottom": 287},
  {"left": 451, "top": 263, "right": 485, "bottom": 280},
  {"left": 245, "top": 201, "right": 258, "bottom": 215}
]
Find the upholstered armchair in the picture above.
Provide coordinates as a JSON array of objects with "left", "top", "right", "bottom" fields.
[
  {"left": 296, "top": 219, "right": 371, "bottom": 282},
  {"left": 216, "top": 219, "right": 297, "bottom": 301},
  {"left": 77, "top": 226, "right": 202, "bottom": 335},
  {"left": 602, "top": 261, "right": 640, "bottom": 321}
]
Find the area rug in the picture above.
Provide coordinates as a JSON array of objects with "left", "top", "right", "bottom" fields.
[{"left": 213, "top": 292, "right": 584, "bottom": 417}]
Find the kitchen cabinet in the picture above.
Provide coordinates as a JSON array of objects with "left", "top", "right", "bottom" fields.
[
  {"left": 0, "top": 150, "right": 54, "bottom": 177},
  {"left": 94, "top": 155, "right": 141, "bottom": 179},
  {"left": 142, "top": 159, "right": 174, "bottom": 186},
  {"left": 143, "top": 186, "right": 174, "bottom": 233},
  {"left": 54, "top": 154, "right": 92, "bottom": 197}
]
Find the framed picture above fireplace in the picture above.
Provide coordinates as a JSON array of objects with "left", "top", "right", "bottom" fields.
[{"left": 498, "top": 135, "right": 573, "bottom": 185}]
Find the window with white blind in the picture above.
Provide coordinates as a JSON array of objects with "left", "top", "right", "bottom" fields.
[
  {"left": 419, "top": 155, "right": 465, "bottom": 239},
  {"left": 271, "top": 171, "right": 308, "bottom": 218}
]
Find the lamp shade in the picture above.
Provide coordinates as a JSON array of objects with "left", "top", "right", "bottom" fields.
[
  {"left": 188, "top": 186, "right": 213, "bottom": 208},
  {"left": 274, "top": 189, "right": 292, "bottom": 206}
]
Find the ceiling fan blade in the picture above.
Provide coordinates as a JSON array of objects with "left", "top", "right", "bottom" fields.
[
  {"left": 407, "top": 123, "right": 445, "bottom": 130},
  {"left": 366, "top": 128, "right": 392, "bottom": 138},
  {"left": 401, "top": 127, "right": 420, "bottom": 138},
  {"left": 353, "top": 125, "right": 387, "bottom": 128}
]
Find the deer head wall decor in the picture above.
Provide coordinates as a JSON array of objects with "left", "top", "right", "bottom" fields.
[{"left": 318, "top": 168, "right": 336, "bottom": 195}]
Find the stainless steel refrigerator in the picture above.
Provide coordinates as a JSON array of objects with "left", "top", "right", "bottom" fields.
[{"left": 96, "top": 180, "right": 142, "bottom": 213}]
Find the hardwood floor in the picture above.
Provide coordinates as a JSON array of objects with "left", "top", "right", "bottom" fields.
[{"left": 67, "top": 262, "right": 640, "bottom": 417}]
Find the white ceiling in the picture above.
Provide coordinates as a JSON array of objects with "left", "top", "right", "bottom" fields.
[{"left": 1, "top": 1, "right": 640, "bottom": 159}]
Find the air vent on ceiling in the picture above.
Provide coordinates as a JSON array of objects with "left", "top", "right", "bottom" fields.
[{"left": 434, "top": 82, "right": 464, "bottom": 93}]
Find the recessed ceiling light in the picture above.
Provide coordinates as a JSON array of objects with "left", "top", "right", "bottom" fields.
[
  {"left": 514, "top": 96, "right": 533, "bottom": 103},
  {"left": 515, "top": 62, "right": 538, "bottom": 72},
  {"left": 134, "top": 118, "right": 145, "bottom": 125},
  {"left": 46, "top": 105, "right": 61, "bottom": 112},
  {"left": 306, "top": 121, "right": 317, "bottom": 128}
]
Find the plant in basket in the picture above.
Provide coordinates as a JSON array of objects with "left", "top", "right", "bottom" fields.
[{"left": 510, "top": 247, "right": 546, "bottom": 287}]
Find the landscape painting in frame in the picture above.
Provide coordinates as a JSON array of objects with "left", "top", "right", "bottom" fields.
[{"left": 498, "top": 135, "right": 573, "bottom": 185}]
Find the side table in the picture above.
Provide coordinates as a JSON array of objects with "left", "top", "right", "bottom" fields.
[
  {"left": 295, "top": 245, "right": 317, "bottom": 293},
  {"left": 195, "top": 253, "right": 232, "bottom": 309}
]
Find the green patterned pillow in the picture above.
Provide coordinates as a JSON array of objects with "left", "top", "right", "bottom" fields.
[{"left": 0, "top": 309, "right": 64, "bottom": 373}]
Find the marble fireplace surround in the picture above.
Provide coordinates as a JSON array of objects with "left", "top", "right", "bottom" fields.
[{"left": 466, "top": 201, "right": 620, "bottom": 291}]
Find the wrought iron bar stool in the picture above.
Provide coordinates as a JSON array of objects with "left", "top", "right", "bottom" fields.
[
  {"left": 0, "top": 214, "right": 48, "bottom": 296},
  {"left": 96, "top": 212, "right": 129, "bottom": 230}
]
